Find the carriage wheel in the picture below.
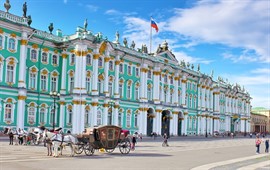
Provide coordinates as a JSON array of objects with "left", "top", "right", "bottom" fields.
[
  {"left": 119, "top": 140, "right": 131, "bottom": 154},
  {"left": 105, "top": 148, "right": 115, "bottom": 153},
  {"left": 84, "top": 144, "right": 95, "bottom": 156},
  {"left": 75, "top": 144, "right": 84, "bottom": 154}
]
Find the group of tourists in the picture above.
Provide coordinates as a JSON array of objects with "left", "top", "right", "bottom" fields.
[{"left": 255, "top": 135, "right": 269, "bottom": 154}]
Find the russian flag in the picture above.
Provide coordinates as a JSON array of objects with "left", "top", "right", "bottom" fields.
[{"left": 151, "top": 18, "right": 159, "bottom": 32}]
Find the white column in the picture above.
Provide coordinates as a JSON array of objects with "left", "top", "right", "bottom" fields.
[
  {"left": 142, "top": 109, "right": 147, "bottom": 135},
  {"left": 81, "top": 53, "right": 87, "bottom": 91},
  {"left": 79, "top": 101, "right": 86, "bottom": 133},
  {"left": 91, "top": 51, "right": 99, "bottom": 95},
  {"left": 60, "top": 53, "right": 68, "bottom": 94},
  {"left": 153, "top": 68, "right": 160, "bottom": 103},
  {"left": 173, "top": 75, "right": 179, "bottom": 104},
  {"left": 91, "top": 100, "right": 98, "bottom": 126},
  {"left": 209, "top": 117, "right": 213, "bottom": 135},
  {"left": 210, "top": 88, "right": 214, "bottom": 111},
  {"left": 18, "top": 32, "right": 27, "bottom": 88},
  {"left": 156, "top": 109, "right": 162, "bottom": 135},
  {"left": 140, "top": 68, "right": 146, "bottom": 100},
  {"left": 103, "top": 56, "right": 110, "bottom": 96},
  {"left": 114, "top": 56, "right": 120, "bottom": 98},
  {"left": 181, "top": 78, "right": 187, "bottom": 107},
  {"left": 59, "top": 102, "right": 65, "bottom": 128},
  {"left": 72, "top": 103, "right": 79, "bottom": 134},
  {"left": 197, "top": 85, "right": 201, "bottom": 109},
  {"left": 103, "top": 104, "right": 108, "bottom": 125},
  {"left": 197, "top": 115, "right": 201, "bottom": 135},
  {"left": 160, "top": 74, "right": 164, "bottom": 102},
  {"left": 17, "top": 96, "right": 26, "bottom": 129},
  {"left": 201, "top": 116, "right": 205, "bottom": 135},
  {"left": 183, "top": 112, "right": 188, "bottom": 135},
  {"left": 201, "top": 86, "right": 206, "bottom": 109}
]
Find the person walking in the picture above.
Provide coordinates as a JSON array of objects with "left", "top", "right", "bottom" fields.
[
  {"left": 18, "top": 128, "right": 23, "bottom": 145},
  {"left": 162, "top": 133, "right": 169, "bottom": 147},
  {"left": 255, "top": 135, "right": 262, "bottom": 154},
  {"left": 8, "top": 128, "right": 14, "bottom": 145},
  {"left": 265, "top": 136, "right": 269, "bottom": 153},
  {"left": 131, "top": 134, "right": 137, "bottom": 151}
]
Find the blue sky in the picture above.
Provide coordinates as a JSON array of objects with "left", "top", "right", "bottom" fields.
[{"left": 7, "top": 0, "right": 270, "bottom": 109}]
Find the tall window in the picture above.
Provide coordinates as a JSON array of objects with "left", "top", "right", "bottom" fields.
[
  {"left": 6, "top": 65, "right": 14, "bottom": 83},
  {"left": 127, "top": 85, "right": 131, "bottom": 99},
  {"left": 98, "top": 79, "right": 103, "bottom": 93},
  {"left": 29, "top": 72, "right": 36, "bottom": 89},
  {"left": 4, "top": 104, "right": 12, "bottom": 120},
  {"left": 119, "top": 84, "right": 123, "bottom": 97},
  {"left": 8, "top": 38, "right": 15, "bottom": 50},
  {"left": 118, "top": 112, "right": 122, "bottom": 126},
  {"left": 194, "top": 96, "right": 197, "bottom": 108},
  {"left": 97, "top": 111, "right": 102, "bottom": 125},
  {"left": 52, "top": 55, "right": 57, "bottom": 65},
  {"left": 42, "top": 52, "right": 48, "bottom": 63},
  {"left": 28, "top": 107, "right": 35, "bottom": 123},
  {"left": 68, "top": 109, "right": 72, "bottom": 124},
  {"left": 0, "top": 35, "right": 3, "bottom": 48},
  {"left": 86, "top": 77, "right": 91, "bottom": 93},
  {"left": 147, "top": 87, "right": 152, "bottom": 100},
  {"left": 109, "top": 61, "right": 113, "bottom": 70},
  {"left": 31, "top": 49, "right": 37, "bottom": 60},
  {"left": 0, "top": 61, "right": 3, "bottom": 82},
  {"left": 85, "top": 109, "right": 89, "bottom": 125},
  {"left": 50, "top": 108, "right": 54, "bottom": 125},
  {"left": 164, "top": 75, "right": 168, "bottom": 83},
  {"left": 41, "top": 75, "right": 47, "bottom": 91},
  {"left": 119, "top": 64, "right": 123, "bottom": 73},
  {"left": 51, "top": 76, "right": 57, "bottom": 91},
  {"left": 147, "top": 70, "right": 151, "bottom": 79},
  {"left": 126, "top": 113, "right": 131, "bottom": 127},
  {"left": 108, "top": 82, "right": 113, "bottom": 96},
  {"left": 170, "top": 77, "right": 173, "bottom": 85},
  {"left": 98, "top": 57, "right": 103, "bottom": 67},
  {"left": 135, "top": 87, "right": 139, "bottom": 100},
  {"left": 40, "top": 108, "right": 45, "bottom": 123},
  {"left": 69, "top": 76, "right": 74, "bottom": 92},
  {"left": 134, "top": 114, "right": 138, "bottom": 127},
  {"left": 86, "top": 54, "right": 91, "bottom": 65},
  {"left": 128, "top": 65, "right": 131, "bottom": 75},
  {"left": 189, "top": 95, "right": 192, "bottom": 108},
  {"left": 70, "top": 54, "right": 75, "bottom": 65},
  {"left": 170, "top": 91, "right": 173, "bottom": 103},
  {"left": 108, "top": 110, "right": 112, "bottom": 125},
  {"left": 135, "top": 68, "right": 139, "bottom": 77}
]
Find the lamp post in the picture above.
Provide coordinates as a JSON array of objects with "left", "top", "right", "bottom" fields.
[
  {"left": 108, "top": 100, "right": 115, "bottom": 125},
  {"left": 49, "top": 91, "right": 60, "bottom": 130},
  {"left": 244, "top": 118, "right": 247, "bottom": 137},
  {"left": 205, "top": 115, "right": 208, "bottom": 138}
]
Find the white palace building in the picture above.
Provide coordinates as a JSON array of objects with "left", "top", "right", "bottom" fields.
[{"left": 0, "top": 2, "right": 252, "bottom": 136}]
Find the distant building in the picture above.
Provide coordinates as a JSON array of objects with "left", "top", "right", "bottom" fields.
[
  {"left": 0, "top": 2, "right": 252, "bottom": 135},
  {"left": 251, "top": 107, "right": 270, "bottom": 134}
]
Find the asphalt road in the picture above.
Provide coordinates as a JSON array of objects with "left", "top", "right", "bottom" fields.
[{"left": 0, "top": 136, "right": 260, "bottom": 170}]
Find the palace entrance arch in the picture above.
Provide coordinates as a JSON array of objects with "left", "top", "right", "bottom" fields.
[
  {"left": 161, "top": 110, "right": 170, "bottom": 136},
  {"left": 147, "top": 108, "right": 154, "bottom": 136},
  {"left": 178, "top": 111, "right": 184, "bottom": 136}
]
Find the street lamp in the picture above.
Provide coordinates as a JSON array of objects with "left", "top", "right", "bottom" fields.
[
  {"left": 49, "top": 91, "right": 60, "bottom": 130},
  {"left": 244, "top": 118, "right": 247, "bottom": 137},
  {"left": 108, "top": 100, "right": 115, "bottom": 125},
  {"left": 205, "top": 115, "right": 208, "bottom": 138}
]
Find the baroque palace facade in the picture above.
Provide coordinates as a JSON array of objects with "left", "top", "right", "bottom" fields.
[{"left": 0, "top": 5, "right": 252, "bottom": 135}]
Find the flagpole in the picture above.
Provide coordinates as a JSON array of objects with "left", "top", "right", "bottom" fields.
[{"left": 150, "top": 17, "right": 152, "bottom": 54}]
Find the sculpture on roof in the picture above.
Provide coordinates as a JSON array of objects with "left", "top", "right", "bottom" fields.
[
  {"left": 4, "top": 0, "right": 11, "bottom": 13},
  {"left": 27, "top": 15, "right": 32, "bottom": 26},
  {"left": 84, "top": 19, "right": 88, "bottom": 31},
  {"left": 48, "top": 23, "right": 54, "bottom": 34},
  {"left": 142, "top": 44, "right": 148, "bottom": 54},
  {"left": 23, "top": 2, "right": 27, "bottom": 18},
  {"left": 123, "top": 38, "right": 128, "bottom": 47},
  {"left": 114, "top": 31, "right": 120, "bottom": 44},
  {"left": 197, "top": 64, "right": 200, "bottom": 72},
  {"left": 130, "top": 41, "right": 135, "bottom": 49}
]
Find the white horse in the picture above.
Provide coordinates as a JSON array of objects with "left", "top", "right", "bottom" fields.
[
  {"left": 41, "top": 129, "right": 78, "bottom": 157},
  {"left": 4, "top": 128, "right": 19, "bottom": 145}
]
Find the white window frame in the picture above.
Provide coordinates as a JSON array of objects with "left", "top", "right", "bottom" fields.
[
  {"left": 119, "top": 84, "right": 123, "bottom": 98},
  {"left": 67, "top": 108, "right": 72, "bottom": 124},
  {"left": 28, "top": 106, "right": 36, "bottom": 124},
  {"left": 134, "top": 114, "right": 138, "bottom": 127},
  {"left": 126, "top": 112, "right": 131, "bottom": 127},
  {"left": 39, "top": 107, "right": 47, "bottom": 124},
  {"left": 0, "top": 35, "right": 3, "bottom": 49},
  {"left": 41, "top": 52, "right": 48, "bottom": 63},
  {"left": 86, "top": 77, "right": 91, "bottom": 93},
  {"left": 51, "top": 75, "right": 58, "bottom": 92},
  {"left": 86, "top": 54, "right": 92, "bottom": 65},
  {"left": 98, "top": 57, "right": 103, "bottom": 67},
  {"left": 109, "top": 60, "right": 114, "bottom": 71},
  {"left": 52, "top": 55, "right": 58, "bottom": 65},
  {"left": 135, "top": 67, "right": 139, "bottom": 77},
  {"left": 70, "top": 54, "right": 75, "bottom": 65},
  {"left": 0, "top": 57, "right": 3, "bottom": 82},
  {"left": 85, "top": 109, "right": 89, "bottom": 126},
  {"left": 119, "top": 64, "right": 123, "bottom": 73},
  {"left": 97, "top": 110, "right": 102, "bottom": 125},
  {"left": 128, "top": 65, "right": 132, "bottom": 75},
  {"left": 4, "top": 103, "right": 14, "bottom": 122},
  {"left": 6, "top": 64, "right": 15, "bottom": 83},
  {"left": 127, "top": 84, "right": 131, "bottom": 99},
  {"left": 40, "top": 74, "right": 47, "bottom": 91},
  {"left": 118, "top": 112, "right": 122, "bottom": 126},
  {"left": 135, "top": 87, "right": 139, "bottom": 100},
  {"left": 8, "top": 37, "right": 17, "bottom": 52},
  {"left": 31, "top": 49, "right": 37, "bottom": 61},
  {"left": 29, "top": 72, "right": 37, "bottom": 89}
]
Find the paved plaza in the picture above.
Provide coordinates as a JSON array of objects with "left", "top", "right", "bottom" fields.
[{"left": 0, "top": 136, "right": 269, "bottom": 170}]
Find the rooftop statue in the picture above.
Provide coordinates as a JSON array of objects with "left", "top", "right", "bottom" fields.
[
  {"left": 23, "top": 2, "right": 27, "bottom": 18},
  {"left": 48, "top": 23, "right": 54, "bottom": 34},
  {"left": 27, "top": 15, "right": 32, "bottom": 26},
  {"left": 197, "top": 64, "right": 200, "bottom": 72},
  {"left": 84, "top": 19, "right": 88, "bottom": 31},
  {"left": 123, "top": 38, "right": 128, "bottom": 47},
  {"left": 130, "top": 41, "right": 135, "bottom": 49},
  {"left": 4, "top": 0, "right": 11, "bottom": 13},
  {"left": 115, "top": 31, "right": 120, "bottom": 44}
]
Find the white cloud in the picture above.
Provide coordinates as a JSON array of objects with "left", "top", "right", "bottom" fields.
[
  {"left": 166, "top": 0, "right": 270, "bottom": 63},
  {"left": 86, "top": 4, "right": 98, "bottom": 12},
  {"left": 251, "top": 68, "right": 270, "bottom": 74}
]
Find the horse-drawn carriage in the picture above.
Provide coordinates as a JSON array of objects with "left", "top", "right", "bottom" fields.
[{"left": 76, "top": 125, "right": 131, "bottom": 156}]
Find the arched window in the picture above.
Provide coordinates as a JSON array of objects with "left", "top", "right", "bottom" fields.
[
  {"left": 189, "top": 94, "right": 192, "bottom": 108},
  {"left": 97, "top": 110, "right": 102, "bottom": 125},
  {"left": 0, "top": 35, "right": 3, "bottom": 48},
  {"left": 127, "top": 65, "right": 131, "bottom": 75},
  {"left": 164, "top": 89, "right": 167, "bottom": 103},
  {"left": 118, "top": 112, "right": 122, "bottom": 126},
  {"left": 135, "top": 87, "right": 139, "bottom": 100},
  {"left": 119, "top": 84, "right": 123, "bottom": 98},
  {"left": 127, "top": 84, "right": 131, "bottom": 99},
  {"left": 126, "top": 113, "right": 131, "bottom": 127},
  {"left": 119, "top": 64, "right": 123, "bottom": 73},
  {"left": 108, "top": 109, "right": 112, "bottom": 125},
  {"left": 68, "top": 109, "right": 72, "bottom": 124},
  {"left": 86, "top": 77, "right": 91, "bottom": 93},
  {"left": 164, "top": 75, "right": 168, "bottom": 83},
  {"left": 52, "top": 55, "right": 58, "bottom": 65},
  {"left": 109, "top": 60, "right": 113, "bottom": 70},
  {"left": 8, "top": 38, "right": 15, "bottom": 50},
  {"left": 86, "top": 54, "right": 91, "bottom": 65},
  {"left": 134, "top": 114, "right": 138, "bottom": 127},
  {"left": 41, "top": 74, "right": 47, "bottom": 91},
  {"left": 147, "top": 70, "right": 151, "bottom": 79},
  {"left": 194, "top": 96, "right": 197, "bottom": 108},
  {"left": 40, "top": 108, "right": 45, "bottom": 124},
  {"left": 85, "top": 109, "right": 89, "bottom": 126},
  {"left": 147, "top": 86, "right": 152, "bottom": 100},
  {"left": 98, "top": 57, "right": 103, "bottom": 67},
  {"left": 6, "top": 65, "right": 14, "bottom": 83},
  {"left": 108, "top": 82, "right": 113, "bottom": 96},
  {"left": 69, "top": 74, "right": 74, "bottom": 92},
  {"left": 70, "top": 54, "right": 75, "bottom": 65},
  {"left": 51, "top": 76, "right": 57, "bottom": 92},
  {"left": 28, "top": 107, "right": 35, "bottom": 124},
  {"left": 42, "top": 52, "right": 48, "bottom": 63},
  {"left": 29, "top": 72, "right": 36, "bottom": 89},
  {"left": 4, "top": 103, "right": 12, "bottom": 121},
  {"left": 31, "top": 49, "right": 37, "bottom": 60},
  {"left": 50, "top": 107, "right": 54, "bottom": 125}
]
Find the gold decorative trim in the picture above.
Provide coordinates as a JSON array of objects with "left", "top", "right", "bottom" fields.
[
  {"left": 54, "top": 50, "right": 58, "bottom": 54},
  {"left": 91, "top": 102, "right": 98, "bottom": 106},
  {"left": 202, "top": 85, "right": 206, "bottom": 88},
  {"left": 213, "top": 92, "right": 220, "bottom": 95},
  {"left": 172, "top": 111, "right": 178, "bottom": 115},
  {"left": 18, "top": 80, "right": 24, "bottom": 83},
  {"left": 181, "top": 79, "right": 187, "bottom": 83},
  {"left": 206, "top": 86, "right": 210, "bottom": 90},
  {"left": 59, "top": 101, "right": 65, "bottom": 105},
  {"left": 43, "top": 48, "right": 49, "bottom": 52},
  {"left": 10, "top": 33, "right": 17, "bottom": 38},
  {"left": 115, "top": 60, "right": 120, "bottom": 65},
  {"left": 103, "top": 103, "right": 109, "bottom": 107},
  {"left": 20, "top": 39, "right": 28, "bottom": 45},
  {"left": 140, "top": 68, "right": 148, "bottom": 73},
  {"left": 153, "top": 71, "right": 161, "bottom": 76},
  {"left": 93, "top": 54, "right": 100, "bottom": 59},
  {"left": 174, "top": 77, "right": 179, "bottom": 81},
  {"left": 32, "top": 44, "right": 38, "bottom": 49},
  {"left": 197, "top": 84, "right": 201, "bottom": 87},
  {"left": 104, "top": 57, "right": 110, "bottom": 62},
  {"left": 184, "top": 111, "right": 188, "bottom": 115},
  {"left": 0, "top": 29, "right": 3, "bottom": 34},
  {"left": 18, "top": 95, "right": 27, "bottom": 100},
  {"left": 156, "top": 109, "right": 162, "bottom": 113},
  {"left": 62, "top": 54, "right": 68, "bottom": 59},
  {"left": 114, "top": 105, "right": 120, "bottom": 108}
]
